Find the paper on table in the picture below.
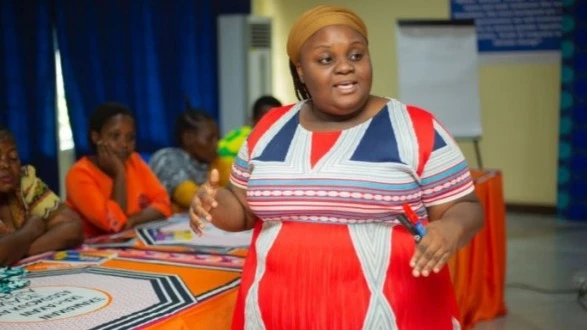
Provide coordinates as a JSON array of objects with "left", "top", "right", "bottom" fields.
[{"left": 149, "top": 215, "right": 253, "bottom": 248}]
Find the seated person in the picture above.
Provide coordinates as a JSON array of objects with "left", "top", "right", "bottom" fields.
[
  {"left": 0, "top": 127, "right": 84, "bottom": 265},
  {"left": 149, "top": 109, "right": 230, "bottom": 211},
  {"left": 66, "top": 102, "right": 173, "bottom": 238},
  {"left": 218, "top": 95, "right": 282, "bottom": 160}
]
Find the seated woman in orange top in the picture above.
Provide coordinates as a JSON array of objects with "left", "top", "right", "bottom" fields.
[{"left": 66, "top": 103, "right": 173, "bottom": 237}]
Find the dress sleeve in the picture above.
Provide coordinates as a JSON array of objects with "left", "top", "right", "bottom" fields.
[
  {"left": 149, "top": 149, "right": 193, "bottom": 195},
  {"left": 419, "top": 119, "right": 475, "bottom": 207},
  {"left": 229, "top": 140, "right": 251, "bottom": 189},
  {"left": 65, "top": 165, "right": 127, "bottom": 233},
  {"left": 213, "top": 156, "right": 233, "bottom": 188},
  {"left": 172, "top": 181, "right": 199, "bottom": 210},
  {"left": 20, "top": 165, "right": 62, "bottom": 220}
]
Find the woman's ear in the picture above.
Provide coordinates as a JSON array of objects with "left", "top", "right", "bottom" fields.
[
  {"left": 90, "top": 131, "right": 100, "bottom": 146},
  {"left": 182, "top": 131, "right": 194, "bottom": 147},
  {"left": 295, "top": 62, "right": 305, "bottom": 84}
]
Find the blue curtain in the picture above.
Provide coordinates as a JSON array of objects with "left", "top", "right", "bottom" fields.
[
  {"left": 55, "top": 0, "right": 222, "bottom": 157},
  {"left": 0, "top": 0, "right": 59, "bottom": 192},
  {"left": 558, "top": 0, "right": 587, "bottom": 221}
]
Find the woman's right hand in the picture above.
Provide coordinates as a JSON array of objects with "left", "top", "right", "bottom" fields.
[
  {"left": 189, "top": 169, "right": 220, "bottom": 236},
  {"left": 97, "top": 141, "right": 125, "bottom": 177}
]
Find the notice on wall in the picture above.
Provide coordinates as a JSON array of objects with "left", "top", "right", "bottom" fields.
[
  {"left": 0, "top": 286, "right": 110, "bottom": 322},
  {"left": 451, "top": 0, "right": 562, "bottom": 56}
]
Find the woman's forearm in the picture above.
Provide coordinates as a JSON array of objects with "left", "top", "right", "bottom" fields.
[
  {"left": 126, "top": 207, "right": 165, "bottom": 229},
  {"left": 111, "top": 172, "right": 127, "bottom": 212},
  {"left": 28, "top": 221, "right": 84, "bottom": 256},
  {"left": 209, "top": 187, "right": 254, "bottom": 232},
  {"left": 0, "top": 222, "right": 43, "bottom": 265},
  {"left": 441, "top": 201, "right": 484, "bottom": 249}
]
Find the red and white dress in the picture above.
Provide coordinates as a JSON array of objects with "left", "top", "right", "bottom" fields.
[{"left": 230, "top": 99, "right": 474, "bottom": 330}]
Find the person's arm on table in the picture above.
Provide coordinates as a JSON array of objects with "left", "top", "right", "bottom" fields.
[
  {"left": 28, "top": 206, "right": 84, "bottom": 256},
  {"left": 66, "top": 168, "right": 128, "bottom": 233},
  {"left": 125, "top": 208, "right": 165, "bottom": 229},
  {"left": 0, "top": 216, "right": 45, "bottom": 265},
  {"left": 125, "top": 156, "right": 173, "bottom": 229}
]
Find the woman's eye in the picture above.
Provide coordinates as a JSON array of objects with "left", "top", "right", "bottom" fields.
[
  {"left": 318, "top": 57, "right": 332, "bottom": 65},
  {"left": 350, "top": 53, "right": 363, "bottom": 61}
]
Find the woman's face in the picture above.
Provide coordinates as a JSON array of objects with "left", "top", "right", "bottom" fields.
[
  {"left": 0, "top": 138, "right": 21, "bottom": 194},
  {"left": 91, "top": 114, "right": 136, "bottom": 161},
  {"left": 296, "top": 24, "right": 372, "bottom": 116},
  {"left": 184, "top": 119, "right": 219, "bottom": 164}
]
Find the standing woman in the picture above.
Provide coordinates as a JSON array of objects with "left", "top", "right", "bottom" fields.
[
  {"left": 66, "top": 103, "right": 172, "bottom": 238},
  {"left": 190, "top": 6, "right": 484, "bottom": 329}
]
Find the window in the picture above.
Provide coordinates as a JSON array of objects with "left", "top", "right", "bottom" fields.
[
  {"left": 55, "top": 49, "right": 74, "bottom": 151},
  {"left": 54, "top": 39, "right": 76, "bottom": 198}
]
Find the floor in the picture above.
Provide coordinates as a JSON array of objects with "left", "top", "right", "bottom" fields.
[{"left": 473, "top": 213, "right": 587, "bottom": 330}]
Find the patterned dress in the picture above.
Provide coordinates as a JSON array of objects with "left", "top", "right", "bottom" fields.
[
  {"left": 149, "top": 148, "right": 211, "bottom": 195},
  {"left": 0, "top": 165, "right": 62, "bottom": 234},
  {"left": 229, "top": 99, "right": 474, "bottom": 330}
]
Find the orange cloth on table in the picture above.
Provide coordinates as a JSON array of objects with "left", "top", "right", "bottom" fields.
[
  {"left": 65, "top": 153, "right": 173, "bottom": 238},
  {"left": 448, "top": 170, "right": 507, "bottom": 329}
]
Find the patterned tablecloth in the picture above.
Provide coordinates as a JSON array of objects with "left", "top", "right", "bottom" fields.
[{"left": 0, "top": 216, "right": 248, "bottom": 330}]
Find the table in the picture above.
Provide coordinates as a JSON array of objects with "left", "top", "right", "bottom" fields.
[
  {"left": 448, "top": 169, "right": 507, "bottom": 329},
  {"left": 1, "top": 250, "right": 241, "bottom": 329},
  {"left": 0, "top": 219, "right": 250, "bottom": 330}
]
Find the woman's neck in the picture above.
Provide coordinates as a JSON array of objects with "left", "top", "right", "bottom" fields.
[
  {"left": 0, "top": 191, "right": 16, "bottom": 205},
  {"left": 301, "top": 95, "right": 388, "bottom": 132},
  {"left": 183, "top": 148, "right": 210, "bottom": 166},
  {"left": 309, "top": 97, "right": 372, "bottom": 124}
]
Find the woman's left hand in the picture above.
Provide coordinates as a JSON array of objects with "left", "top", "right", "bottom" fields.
[{"left": 410, "top": 220, "right": 462, "bottom": 277}]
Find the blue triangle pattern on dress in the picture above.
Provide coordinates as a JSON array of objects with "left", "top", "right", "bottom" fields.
[
  {"left": 254, "top": 113, "right": 299, "bottom": 162},
  {"left": 351, "top": 106, "right": 402, "bottom": 163},
  {"left": 433, "top": 130, "right": 447, "bottom": 150}
]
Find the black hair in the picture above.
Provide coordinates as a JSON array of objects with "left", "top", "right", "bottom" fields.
[
  {"left": 252, "top": 95, "right": 282, "bottom": 122},
  {"left": 0, "top": 126, "right": 15, "bottom": 144},
  {"left": 176, "top": 97, "right": 214, "bottom": 147},
  {"left": 289, "top": 61, "right": 311, "bottom": 100},
  {"left": 88, "top": 102, "right": 134, "bottom": 151}
]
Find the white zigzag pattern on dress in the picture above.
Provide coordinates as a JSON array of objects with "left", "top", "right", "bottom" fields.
[
  {"left": 244, "top": 221, "right": 282, "bottom": 329},
  {"left": 348, "top": 222, "right": 398, "bottom": 329}
]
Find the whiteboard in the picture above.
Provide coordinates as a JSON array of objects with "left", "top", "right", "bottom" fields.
[{"left": 396, "top": 20, "right": 482, "bottom": 139}]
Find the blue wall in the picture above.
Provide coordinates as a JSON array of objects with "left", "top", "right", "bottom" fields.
[{"left": 558, "top": 0, "right": 587, "bottom": 221}]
